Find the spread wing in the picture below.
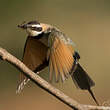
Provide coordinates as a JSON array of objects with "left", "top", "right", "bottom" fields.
[
  {"left": 47, "top": 32, "right": 75, "bottom": 82},
  {"left": 19, "top": 36, "right": 48, "bottom": 84}
]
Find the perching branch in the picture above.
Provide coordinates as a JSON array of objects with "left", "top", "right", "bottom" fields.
[{"left": 0, "top": 47, "right": 110, "bottom": 110}]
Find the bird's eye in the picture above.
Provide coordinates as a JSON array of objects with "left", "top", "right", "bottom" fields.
[{"left": 31, "top": 27, "right": 42, "bottom": 32}]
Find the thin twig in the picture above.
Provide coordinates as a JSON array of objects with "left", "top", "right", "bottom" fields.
[{"left": 0, "top": 47, "right": 110, "bottom": 110}]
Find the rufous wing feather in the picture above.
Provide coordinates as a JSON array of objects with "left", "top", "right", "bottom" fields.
[
  {"left": 48, "top": 36, "right": 74, "bottom": 82},
  {"left": 17, "top": 36, "right": 48, "bottom": 93}
]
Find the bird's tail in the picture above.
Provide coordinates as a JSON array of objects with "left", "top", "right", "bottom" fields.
[
  {"left": 88, "top": 88, "right": 99, "bottom": 105},
  {"left": 71, "top": 63, "right": 99, "bottom": 105},
  {"left": 16, "top": 78, "right": 30, "bottom": 94}
]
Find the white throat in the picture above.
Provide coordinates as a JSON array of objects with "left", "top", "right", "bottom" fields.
[{"left": 26, "top": 28, "right": 42, "bottom": 37}]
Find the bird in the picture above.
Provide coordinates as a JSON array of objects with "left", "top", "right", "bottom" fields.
[{"left": 17, "top": 20, "right": 99, "bottom": 105}]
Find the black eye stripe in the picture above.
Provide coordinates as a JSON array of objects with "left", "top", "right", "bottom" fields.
[{"left": 31, "top": 27, "right": 42, "bottom": 31}]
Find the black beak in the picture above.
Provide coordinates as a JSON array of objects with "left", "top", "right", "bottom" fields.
[{"left": 18, "top": 24, "right": 27, "bottom": 29}]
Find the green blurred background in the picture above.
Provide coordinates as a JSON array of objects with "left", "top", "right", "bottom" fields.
[{"left": 0, "top": 0, "right": 110, "bottom": 110}]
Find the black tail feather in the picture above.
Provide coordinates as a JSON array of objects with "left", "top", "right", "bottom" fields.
[
  {"left": 88, "top": 88, "right": 99, "bottom": 105},
  {"left": 71, "top": 63, "right": 99, "bottom": 105},
  {"left": 72, "top": 63, "right": 95, "bottom": 89}
]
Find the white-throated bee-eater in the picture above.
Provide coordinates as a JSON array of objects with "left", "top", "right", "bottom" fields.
[{"left": 17, "top": 20, "right": 99, "bottom": 105}]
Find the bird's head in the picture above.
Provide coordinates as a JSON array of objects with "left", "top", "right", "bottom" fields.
[{"left": 18, "top": 20, "right": 51, "bottom": 37}]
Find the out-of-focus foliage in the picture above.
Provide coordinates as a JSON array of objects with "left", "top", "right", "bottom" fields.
[{"left": 0, "top": 0, "right": 110, "bottom": 110}]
